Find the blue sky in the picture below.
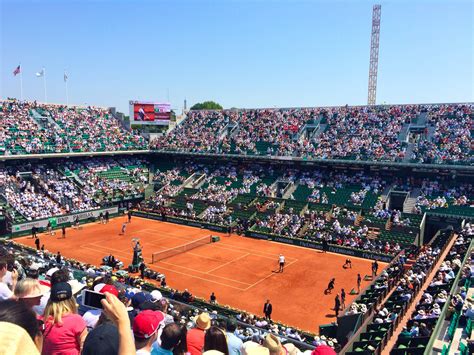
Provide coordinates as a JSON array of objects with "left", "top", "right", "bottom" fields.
[{"left": 1, "top": 0, "right": 472, "bottom": 113}]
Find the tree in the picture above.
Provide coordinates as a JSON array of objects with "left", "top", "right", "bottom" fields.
[{"left": 190, "top": 101, "right": 223, "bottom": 110}]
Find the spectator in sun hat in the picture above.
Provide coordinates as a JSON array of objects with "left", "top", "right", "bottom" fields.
[
  {"left": 187, "top": 312, "right": 211, "bottom": 355},
  {"left": 242, "top": 341, "right": 270, "bottom": 355},
  {"left": 263, "top": 333, "right": 286, "bottom": 355},
  {"left": 14, "top": 278, "right": 49, "bottom": 310},
  {"left": 283, "top": 343, "right": 301, "bottom": 355},
  {"left": 0, "top": 321, "right": 41, "bottom": 355},
  {"left": 42, "top": 282, "right": 88, "bottom": 355},
  {"left": 133, "top": 310, "right": 165, "bottom": 355}
]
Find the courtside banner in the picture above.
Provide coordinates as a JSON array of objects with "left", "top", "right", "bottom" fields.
[
  {"left": 12, "top": 207, "right": 119, "bottom": 233},
  {"left": 248, "top": 232, "right": 393, "bottom": 262}
]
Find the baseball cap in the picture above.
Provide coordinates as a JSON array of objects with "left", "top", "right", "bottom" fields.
[
  {"left": 50, "top": 282, "right": 72, "bottom": 302},
  {"left": 46, "top": 267, "right": 59, "bottom": 278},
  {"left": 133, "top": 310, "right": 164, "bottom": 339},
  {"left": 150, "top": 290, "right": 162, "bottom": 301},
  {"left": 82, "top": 323, "right": 119, "bottom": 355},
  {"left": 98, "top": 284, "right": 119, "bottom": 297},
  {"left": 132, "top": 292, "right": 153, "bottom": 309}
]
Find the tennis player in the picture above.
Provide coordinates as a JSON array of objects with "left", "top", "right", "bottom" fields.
[
  {"left": 278, "top": 254, "right": 285, "bottom": 273},
  {"left": 120, "top": 222, "right": 127, "bottom": 235}
]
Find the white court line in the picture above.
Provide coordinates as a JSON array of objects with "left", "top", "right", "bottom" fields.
[
  {"left": 156, "top": 259, "right": 252, "bottom": 285},
  {"left": 243, "top": 258, "right": 299, "bottom": 291},
  {"left": 128, "top": 221, "right": 300, "bottom": 261},
  {"left": 80, "top": 245, "right": 136, "bottom": 261},
  {"left": 205, "top": 253, "right": 250, "bottom": 274},
  {"left": 140, "top": 229, "right": 205, "bottom": 240},
  {"left": 148, "top": 264, "right": 247, "bottom": 291},
  {"left": 79, "top": 246, "right": 247, "bottom": 291},
  {"left": 210, "top": 243, "right": 297, "bottom": 262}
]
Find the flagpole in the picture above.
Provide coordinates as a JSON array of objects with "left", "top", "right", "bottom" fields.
[
  {"left": 19, "top": 63, "right": 23, "bottom": 101},
  {"left": 43, "top": 67, "right": 47, "bottom": 103},
  {"left": 65, "top": 72, "right": 69, "bottom": 106}
]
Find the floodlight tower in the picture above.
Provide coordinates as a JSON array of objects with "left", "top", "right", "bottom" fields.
[{"left": 367, "top": 4, "right": 381, "bottom": 106}]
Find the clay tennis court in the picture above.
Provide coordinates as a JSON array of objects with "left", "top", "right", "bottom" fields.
[{"left": 16, "top": 216, "right": 384, "bottom": 332}]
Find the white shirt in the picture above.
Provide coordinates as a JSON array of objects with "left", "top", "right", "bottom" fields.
[
  {"left": 2, "top": 271, "right": 12, "bottom": 288},
  {"left": 0, "top": 282, "right": 13, "bottom": 300},
  {"left": 279, "top": 255, "right": 285, "bottom": 263},
  {"left": 83, "top": 309, "right": 102, "bottom": 329}
]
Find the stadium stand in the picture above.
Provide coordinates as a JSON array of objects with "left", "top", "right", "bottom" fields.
[
  {"left": 150, "top": 104, "right": 473, "bottom": 166},
  {"left": 0, "top": 99, "right": 147, "bottom": 155},
  {"left": 1, "top": 99, "right": 473, "bottom": 354}
]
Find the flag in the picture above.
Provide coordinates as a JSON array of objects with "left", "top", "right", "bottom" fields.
[
  {"left": 13, "top": 65, "right": 21, "bottom": 76},
  {"left": 64, "top": 72, "right": 68, "bottom": 82},
  {"left": 36, "top": 69, "right": 44, "bottom": 77}
]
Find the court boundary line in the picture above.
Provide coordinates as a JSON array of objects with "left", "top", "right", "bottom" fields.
[
  {"left": 243, "top": 258, "right": 299, "bottom": 291},
  {"left": 205, "top": 252, "right": 250, "bottom": 274},
  {"left": 133, "top": 229, "right": 298, "bottom": 263},
  {"left": 80, "top": 244, "right": 254, "bottom": 286},
  {"left": 79, "top": 245, "right": 249, "bottom": 291},
  {"left": 80, "top": 241, "right": 292, "bottom": 291}
]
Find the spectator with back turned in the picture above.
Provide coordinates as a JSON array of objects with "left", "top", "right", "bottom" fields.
[
  {"left": 139, "top": 262, "right": 146, "bottom": 279},
  {"left": 187, "top": 312, "right": 211, "bottom": 355},
  {"left": 225, "top": 318, "right": 243, "bottom": 355}
]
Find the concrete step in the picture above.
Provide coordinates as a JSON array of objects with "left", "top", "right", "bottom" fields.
[
  {"left": 398, "top": 123, "right": 411, "bottom": 142},
  {"left": 283, "top": 183, "right": 298, "bottom": 199},
  {"left": 403, "top": 143, "right": 415, "bottom": 162}
]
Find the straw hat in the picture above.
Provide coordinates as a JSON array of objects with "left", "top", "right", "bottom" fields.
[
  {"left": 0, "top": 322, "right": 40, "bottom": 355},
  {"left": 193, "top": 312, "right": 211, "bottom": 330},
  {"left": 263, "top": 334, "right": 286, "bottom": 355},
  {"left": 242, "top": 341, "right": 270, "bottom": 355}
]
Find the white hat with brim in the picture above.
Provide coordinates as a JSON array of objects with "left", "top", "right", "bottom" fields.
[
  {"left": 68, "top": 280, "right": 86, "bottom": 295},
  {"left": 17, "top": 284, "right": 50, "bottom": 299},
  {"left": 46, "top": 267, "right": 59, "bottom": 278},
  {"left": 242, "top": 341, "right": 270, "bottom": 355}
]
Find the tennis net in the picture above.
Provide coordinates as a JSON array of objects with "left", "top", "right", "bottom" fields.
[{"left": 151, "top": 235, "right": 212, "bottom": 263}]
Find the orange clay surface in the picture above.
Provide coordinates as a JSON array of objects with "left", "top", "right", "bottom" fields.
[{"left": 16, "top": 216, "right": 385, "bottom": 332}]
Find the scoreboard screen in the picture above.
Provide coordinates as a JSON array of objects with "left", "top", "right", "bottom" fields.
[{"left": 129, "top": 101, "right": 171, "bottom": 125}]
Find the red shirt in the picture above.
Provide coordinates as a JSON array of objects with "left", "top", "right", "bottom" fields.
[
  {"left": 42, "top": 313, "right": 86, "bottom": 355},
  {"left": 186, "top": 328, "right": 205, "bottom": 355}
]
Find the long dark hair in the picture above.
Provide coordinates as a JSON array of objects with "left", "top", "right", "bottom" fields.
[
  {"left": 0, "top": 299, "right": 41, "bottom": 341},
  {"left": 160, "top": 323, "right": 188, "bottom": 355},
  {"left": 204, "top": 326, "right": 229, "bottom": 355}
]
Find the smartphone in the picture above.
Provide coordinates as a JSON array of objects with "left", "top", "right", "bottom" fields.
[{"left": 81, "top": 289, "right": 105, "bottom": 309}]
